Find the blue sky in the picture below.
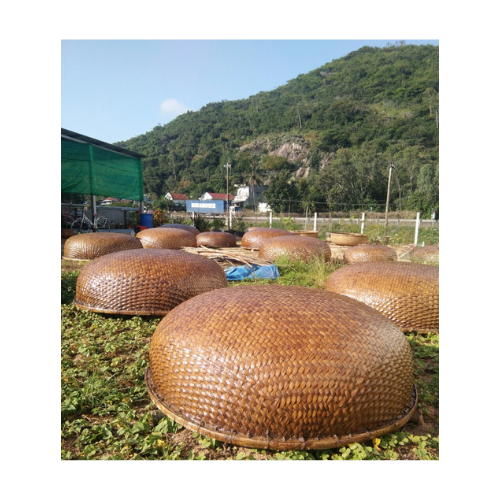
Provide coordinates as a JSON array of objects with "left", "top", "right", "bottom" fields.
[{"left": 61, "top": 39, "right": 438, "bottom": 144}]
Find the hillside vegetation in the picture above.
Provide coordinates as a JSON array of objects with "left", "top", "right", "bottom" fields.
[{"left": 116, "top": 43, "right": 438, "bottom": 216}]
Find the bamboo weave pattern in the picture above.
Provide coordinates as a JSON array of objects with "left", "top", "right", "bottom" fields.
[
  {"left": 326, "top": 262, "right": 439, "bottom": 333},
  {"left": 74, "top": 249, "right": 227, "bottom": 315},
  {"left": 146, "top": 285, "right": 416, "bottom": 450},
  {"left": 137, "top": 228, "right": 197, "bottom": 249},
  {"left": 196, "top": 232, "right": 237, "bottom": 248},
  {"left": 63, "top": 232, "right": 143, "bottom": 261},
  {"left": 241, "top": 228, "right": 292, "bottom": 250},
  {"left": 259, "top": 235, "right": 331, "bottom": 262},
  {"left": 343, "top": 245, "right": 397, "bottom": 264},
  {"left": 160, "top": 224, "right": 200, "bottom": 235}
]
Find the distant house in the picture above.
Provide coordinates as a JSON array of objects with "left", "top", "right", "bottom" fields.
[
  {"left": 200, "top": 192, "right": 235, "bottom": 202},
  {"left": 165, "top": 192, "right": 188, "bottom": 206},
  {"left": 233, "top": 185, "right": 269, "bottom": 212},
  {"left": 101, "top": 197, "right": 120, "bottom": 206}
]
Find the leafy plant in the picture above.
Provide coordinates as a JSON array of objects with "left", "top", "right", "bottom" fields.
[
  {"left": 61, "top": 271, "right": 79, "bottom": 304},
  {"left": 192, "top": 214, "right": 212, "bottom": 232},
  {"left": 210, "top": 217, "right": 226, "bottom": 231},
  {"left": 153, "top": 209, "right": 168, "bottom": 227},
  {"left": 232, "top": 218, "right": 247, "bottom": 233}
]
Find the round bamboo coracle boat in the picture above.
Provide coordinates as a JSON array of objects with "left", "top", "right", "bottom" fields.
[
  {"left": 259, "top": 235, "right": 331, "bottom": 262},
  {"left": 146, "top": 285, "right": 417, "bottom": 450},
  {"left": 410, "top": 245, "right": 439, "bottom": 265},
  {"left": 160, "top": 224, "right": 200, "bottom": 236},
  {"left": 343, "top": 244, "right": 397, "bottom": 264},
  {"left": 329, "top": 232, "right": 368, "bottom": 246},
  {"left": 63, "top": 232, "right": 143, "bottom": 261},
  {"left": 137, "top": 228, "right": 197, "bottom": 249},
  {"left": 196, "top": 231, "right": 237, "bottom": 248},
  {"left": 74, "top": 249, "right": 228, "bottom": 315},
  {"left": 241, "top": 228, "right": 292, "bottom": 250},
  {"left": 326, "top": 262, "right": 439, "bottom": 333},
  {"left": 289, "top": 230, "right": 319, "bottom": 238}
]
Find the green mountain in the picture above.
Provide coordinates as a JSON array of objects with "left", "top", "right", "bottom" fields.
[{"left": 116, "top": 42, "right": 439, "bottom": 215}]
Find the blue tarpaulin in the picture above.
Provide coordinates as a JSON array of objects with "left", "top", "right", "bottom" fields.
[{"left": 224, "top": 264, "right": 280, "bottom": 281}]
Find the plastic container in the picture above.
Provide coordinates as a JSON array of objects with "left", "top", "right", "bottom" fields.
[{"left": 140, "top": 213, "right": 153, "bottom": 229}]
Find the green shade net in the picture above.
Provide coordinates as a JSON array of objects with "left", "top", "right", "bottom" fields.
[{"left": 61, "top": 138, "right": 144, "bottom": 201}]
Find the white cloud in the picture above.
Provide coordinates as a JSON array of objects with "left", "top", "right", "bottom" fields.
[{"left": 159, "top": 98, "right": 191, "bottom": 116}]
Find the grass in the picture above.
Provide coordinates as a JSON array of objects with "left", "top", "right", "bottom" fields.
[
  {"left": 241, "top": 218, "right": 439, "bottom": 246},
  {"left": 61, "top": 254, "right": 439, "bottom": 460}
]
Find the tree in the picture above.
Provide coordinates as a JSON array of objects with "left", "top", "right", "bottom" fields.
[
  {"left": 264, "top": 171, "right": 299, "bottom": 214},
  {"left": 240, "top": 152, "right": 263, "bottom": 211},
  {"left": 423, "top": 87, "right": 438, "bottom": 117}
]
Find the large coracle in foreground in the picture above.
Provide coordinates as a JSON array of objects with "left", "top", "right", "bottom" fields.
[
  {"left": 259, "top": 235, "right": 331, "bottom": 262},
  {"left": 241, "top": 228, "right": 292, "bottom": 250},
  {"left": 137, "top": 228, "right": 197, "bottom": 249},
  {"left": 63, "top": 232, "right": 143, "bottom": 261},
  {"left": 74, "top": 249, "right": 227, "bottom": 315},
  {"left": 343, "top": 244, "right": 397, "bottom": 264},
  {"left": 160, "top": 224, "right": 200, "bottom": 236},
  {"left": 196, "top": 231, "right": 237, "bottom": 248},
  {"left": 325, "top": 262, "right": 439, "bottom": 333},
  {"left": 410, "top": 245, "right": 439, "bottom": 265},
  {"left": 146, "top": 285, "right": 417, "bottom": 450}
]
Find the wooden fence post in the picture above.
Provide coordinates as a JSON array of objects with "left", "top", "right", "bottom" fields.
[{"left": 414, "top": 212, "right": 421, "bottom": 245}]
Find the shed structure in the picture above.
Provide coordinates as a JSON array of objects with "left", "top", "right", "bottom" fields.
[{"left": 61, "top": 128, "right": 146, "bottom": 202}]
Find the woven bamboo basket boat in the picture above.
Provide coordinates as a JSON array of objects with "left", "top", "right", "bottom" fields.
[
  {"left": 137, "top": 228, "right": 197, "bottom": 249},
  {"left": 410, "top": 245, "right": 439, "bottom": 265},
  {"left": 326, "top": 262, "right": 439, "bottom": 333},
  {"left": 74, "top": 249, "right": 227, "bottom": 315},
  {"left": 259, "top": 235, "right": 331, "bottom": 262},
  {"left": 63, "top": 232, "right": 143, "bottom": 261},
  {"left": 343, "top": 244, "right": 397, "bottom": 264},
  {"left": 241, "top": 228, "right": 292, "bottom": 250},
  {"left": 196, "top": 231, "right": 237, "bottom": 248},
  {"left": 329, "top": 232, "right": 368, "bottom": 246},
  {"left": 146, "top": 285, "right": 417, "bottom": 450},
  {"left": 160, "top": 224, "right": 200, "bottom": 236},
  {"left": 289, "top": 230, "right": 319, "bottom": 238}
]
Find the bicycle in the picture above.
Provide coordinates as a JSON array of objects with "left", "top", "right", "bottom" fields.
[{"left": 71, "top": 213, "right": 110, "bottom": 232}]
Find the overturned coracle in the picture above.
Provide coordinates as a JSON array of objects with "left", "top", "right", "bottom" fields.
[
  {"left": 160, "top": 224, "right": 200, "bottom": 236},
  {"left": 241, "top": 228, "right": 292, "bottom": 250},
  {"left": 137, "top": 227, "right": 197, "bottom": 249},
  {"left": 146, "top": 285, "right": 417, "bottom": 450},
  {"left": 74, "top": 249, "right": 227, "bottom": 315},
  {"left": 326, "top": 261, "right": 439, "bottom": 333},
  {"left": 196, "top": 231, "right": 237, "bottom": 248},
  {"left": 63, "top": 232, "right": 143, "bottom": 261},
  {"left": 259, "top": 235, "right": 331, "bottom": 262},
  {"left": 343, "top": 244, "right": 397, "bottom": 264}
]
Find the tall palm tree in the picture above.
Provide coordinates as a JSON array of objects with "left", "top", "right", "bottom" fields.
[{"left": 246, "top": 153, "right": 263, "bottom": 212}]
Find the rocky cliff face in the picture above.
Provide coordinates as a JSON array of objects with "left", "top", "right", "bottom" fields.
[
  {"left": 268, "top": 141, "right": 307, "bottom": 162},
  {"left": 239, "top": 135, "right": 313, "bottom": 179}
]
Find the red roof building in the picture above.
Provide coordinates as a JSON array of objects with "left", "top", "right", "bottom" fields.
[
  {"left": 201, "top": 192, "right": 235, "bottom": 201},
  {"left": 165, "top": 192, "right": 188, "bottom": 204}
]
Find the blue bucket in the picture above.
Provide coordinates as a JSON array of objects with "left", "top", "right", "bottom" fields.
[{"left": 140, "top": 213, "right": 153, "bottom": 229}]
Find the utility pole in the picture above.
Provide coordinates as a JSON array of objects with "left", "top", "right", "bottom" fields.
[
  {"left": 384, "top": 162, "right": 395, "bottom": 241},
  {"left": 224, "top": 163, "right": 231, "bottom": 225}
]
